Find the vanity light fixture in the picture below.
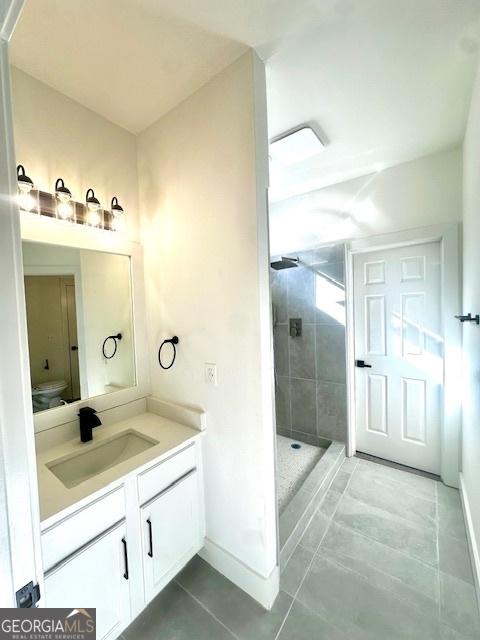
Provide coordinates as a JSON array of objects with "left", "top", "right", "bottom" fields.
[
  {"left": 111, "top": 196, "right": 124, "bottom": 231},
  {"left": 85, "top": 188, "right": 101, "bottom": 226},
  {"left": 16, "top": 165, "right": 36, "bottom": 212},
  {"left": 55, "top": 178, "right": 74, "bottom": 220}
]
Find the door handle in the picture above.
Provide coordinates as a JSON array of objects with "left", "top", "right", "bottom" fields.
[
  {"left": 147, "top": 518, "right": 153, "bottom": 558},
  {"left": 121, "top": 537, "right": 129, "bottom": 580},
  {"left": 71, "top": 345, "right": 78, "bottom": 351},
  {"left": 355, "top": 359, "right": 372, "bottom": 368}
]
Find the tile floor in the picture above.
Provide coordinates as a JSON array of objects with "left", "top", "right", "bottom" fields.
[
  {"left": 122, "top": 456, "right": 480, "bottom": 640},
  {"left": 276, "top": 435, "right": 325, "bottom": 513}
]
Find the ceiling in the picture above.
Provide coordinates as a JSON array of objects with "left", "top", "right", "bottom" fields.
[
  {"left": 266, "top": 0, "right": 480, "bottom": 200},
  {"left": 10, "top": 0, "right": 480, "bottom": 196}
]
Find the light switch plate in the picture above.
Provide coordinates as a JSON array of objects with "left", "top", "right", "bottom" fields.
[{"left": 205, "top": 363, "right": 217, "bottom": 386}]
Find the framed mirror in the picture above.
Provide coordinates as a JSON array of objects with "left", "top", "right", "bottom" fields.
[{"left": 22, "top": 241, "right": 136, "bottom": 414}]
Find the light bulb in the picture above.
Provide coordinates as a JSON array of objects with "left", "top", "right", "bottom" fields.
[
  {"left": 86, "top": 208, "right": 100, "bottom": 227},
  {"left": 57, "top": 201, "right": 73, "bottom": 220},
  {"left": 17, "top": 189, "right": 36, "bottom": 212},
  {"left": 111, "top": 215, "right": 125, "bottom": 232},
  {"left": 55, "top": 178, "right": 73, "bottom": 220},
  {"left": 16, "top": 165, "right": 36, "bottom": 212}
]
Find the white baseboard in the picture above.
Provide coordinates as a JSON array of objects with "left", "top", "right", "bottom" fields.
[
  {"left": 199, "top": 537, "right": 279, "bottom": 610},
  {"left": 459, "top": 472, "right": 480, "bottom": 610}
]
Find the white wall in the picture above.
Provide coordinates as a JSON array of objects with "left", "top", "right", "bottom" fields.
[
  {"left": 269, "top": 147, "right": 462, "bottom": 255},
  {"left": 137, "top": 51, "right": 278, "bottom": 605},
  {"left": 461, "top": 62, "right": 480, "bottom": 586},
  {"left": 11, "top": 67, "right": 140, "bottom": 242}
]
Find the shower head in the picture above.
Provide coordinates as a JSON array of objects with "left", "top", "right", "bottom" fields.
[{"left": 270, "top": 257, "right": 299, "bottom": 271}]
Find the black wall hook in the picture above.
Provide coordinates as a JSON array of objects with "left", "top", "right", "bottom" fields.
[
  {"left": 102, "top": 332, "right": 122, "bottom": 359},
  {"left": 158, "top": 336, "right": 179, "bottom": 370},
  {"left": 455, "top": 313, "right": 480, "bottom": 325}
]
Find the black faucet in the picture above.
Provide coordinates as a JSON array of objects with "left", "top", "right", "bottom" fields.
[{"left": 78, "top": 406, "right": 102, "bottom": 442}]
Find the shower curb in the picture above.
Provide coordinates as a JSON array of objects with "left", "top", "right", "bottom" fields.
[{"left": 278, "top": 441, "right": 345, "bottom": 570}]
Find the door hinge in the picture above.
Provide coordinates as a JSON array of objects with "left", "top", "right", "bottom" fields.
[{"left": 16, "top": 581, "right": 41, "bottom": 608}]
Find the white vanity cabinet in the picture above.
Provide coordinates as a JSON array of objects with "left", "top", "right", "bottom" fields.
[
  {"left": 141, "top": 470, "right": 201, "bottom": 601},
  {"left": 40, "top": 438, "right": 204, "bottom": 639},
  {"left": 44, "top": 521, "right": 130, "bottom": 640}
]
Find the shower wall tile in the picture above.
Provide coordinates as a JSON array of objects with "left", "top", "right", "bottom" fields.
[
  {"left": 316, "top": 381, "right": 348, "bottom": 442},
  {"left": 272, "top": 243, "right": 347, "bottom": 443},
  {"left": 291, "top": 378, "right": 317, "bottom": 436},
  {"left": 315, "top": 325, "right": 346, "bottom": 383},
  {"left": 275, "top": 375, "right": 291, "bottom": 430},
  {"left": 287, "top": 267, "right": 315, "bottom": 323},
  {"left": 274, "top": 325, "right": 289, "bottom": 377},
  {"left": 289, "top": 324, "right": 315, "bottom": 380},
  {"left": 271, "top": 270, "right": 288, "bottom": 324}
]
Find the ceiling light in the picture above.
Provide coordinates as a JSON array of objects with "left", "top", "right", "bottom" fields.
[
  {"left": 85, "top": 188, "right": 101, "bottom": 226},
  {"left": 16, "top": 164, "right": 36, "bottom": 212},
  {"left": 269, "top": 126, "right": 325, "bottom": 166},
  {"left": 55, "top": 178, "right": 73, "bottom": 220}
]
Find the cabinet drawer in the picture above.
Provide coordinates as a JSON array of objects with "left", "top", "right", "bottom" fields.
[
  {"left": 42, "top": 486, "right": 125, "bottom": 571},
  {"left": 138, "top": 444, "right": 196, "bottom": 505}
]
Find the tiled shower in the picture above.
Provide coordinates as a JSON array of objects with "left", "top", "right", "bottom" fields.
[{"left": 272, "top": 243, "right": 348, "bottom": 445}]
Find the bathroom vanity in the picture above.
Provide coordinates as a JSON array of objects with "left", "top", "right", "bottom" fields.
[{"left": 36, "top": 408, "right": 205, "bottom": 640}]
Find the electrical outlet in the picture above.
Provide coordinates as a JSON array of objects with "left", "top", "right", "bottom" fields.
[{"left": 205, "top": 363, "right": 217, "bottom": 386}]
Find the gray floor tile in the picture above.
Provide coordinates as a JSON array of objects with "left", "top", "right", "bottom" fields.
[
  {"left": 333, "top": 493, "right": 438, "bottom": 566},
  {"left": 440, "top": 571, "right": 480, "bottom": 638},
  {"left": 296, "top": 555, "right": 441, "bottom": 640},
  {"left": 321, "top": 521, "right": 439, "bottom": 604},
  {"left": 330, "top": 469, "right": 350, "bottom": 494},
  {"left": 280, "top": 544, "right": 313, "bottom": 597},
  {"left": 123, "top": 580, "right": 236, "bottom": 640},
  {"left": 437, "top": 482, "right": 462, "bottom": 509},
  {"left": 176, "top": 556, "right": 292, "bottom": 640},
  {"left": 355, "top": 458, "right": 436, "bottom": 502},
  {"left": 317, "top": 488, "right": 342, "bottom": 519},
  {"left": 438, "top": 500, "right": 467, "bottom": 541},
  {"left": 439, "top": 532, "right": 474, "bottom": 584},
  {"left": 347, "top": 466, "right": 437, "bottom": 529},
  {"left": 299, "top": 509, "right": 330, "bottom": 552},
  {"left": 440, "top": 623, "right": 480, "bottom": 639},
  {"left": 277, "top": 599, "right": 351, "bottom": 640},
  {"left": 340, "top": 456, "right": 358, "bottom": 475}
]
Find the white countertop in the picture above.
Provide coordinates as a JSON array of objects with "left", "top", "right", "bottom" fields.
[{"left": 37, "top": 412, "right": 201, "bottom": 527}]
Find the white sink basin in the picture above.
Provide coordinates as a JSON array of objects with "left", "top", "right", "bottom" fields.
[{"left": 47, "top": 430, "right": 158, "bottom": 488}]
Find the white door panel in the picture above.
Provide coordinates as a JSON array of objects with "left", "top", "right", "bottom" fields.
[{"left": 354, "top": 242, "right": 442, "bottom": 473}]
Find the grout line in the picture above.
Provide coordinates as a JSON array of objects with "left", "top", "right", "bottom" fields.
[{"left": 174, "top": 580, "right": 241, "bottom": 640}]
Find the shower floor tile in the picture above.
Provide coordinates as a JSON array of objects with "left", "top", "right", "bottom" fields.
[{"left": 276, "top": 435, "right": 326, "bottom": 513}]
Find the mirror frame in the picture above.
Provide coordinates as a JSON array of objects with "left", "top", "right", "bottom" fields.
[{"left": 21, "top": 211, "right": 150, "bottom": 433}]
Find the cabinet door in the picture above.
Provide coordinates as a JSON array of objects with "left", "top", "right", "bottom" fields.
[
  {"left": 141, "top": 471, "right": 201, "bottom": 601},
  {"left": 44, "top": 522, "right": 131, "bottom": 640}
]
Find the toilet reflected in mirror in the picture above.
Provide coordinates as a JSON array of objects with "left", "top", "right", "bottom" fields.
[{"left": 23, "top": 241, "right": 136, "bottom": 412}]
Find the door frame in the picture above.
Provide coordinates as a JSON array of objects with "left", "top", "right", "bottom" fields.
[
  {"left": 0, "top": 0, "right": 45, "bottom": 606},
  {"left": 23, "top": 265, "right": 88, "bottom": 399},
  {"left": 345, "top": 223, "right": 462, "bottom": 487}
]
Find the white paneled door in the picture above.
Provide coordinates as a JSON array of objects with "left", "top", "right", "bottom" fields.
[{"left": 353, "top": 242, "right": 442, "bottom": 474}]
